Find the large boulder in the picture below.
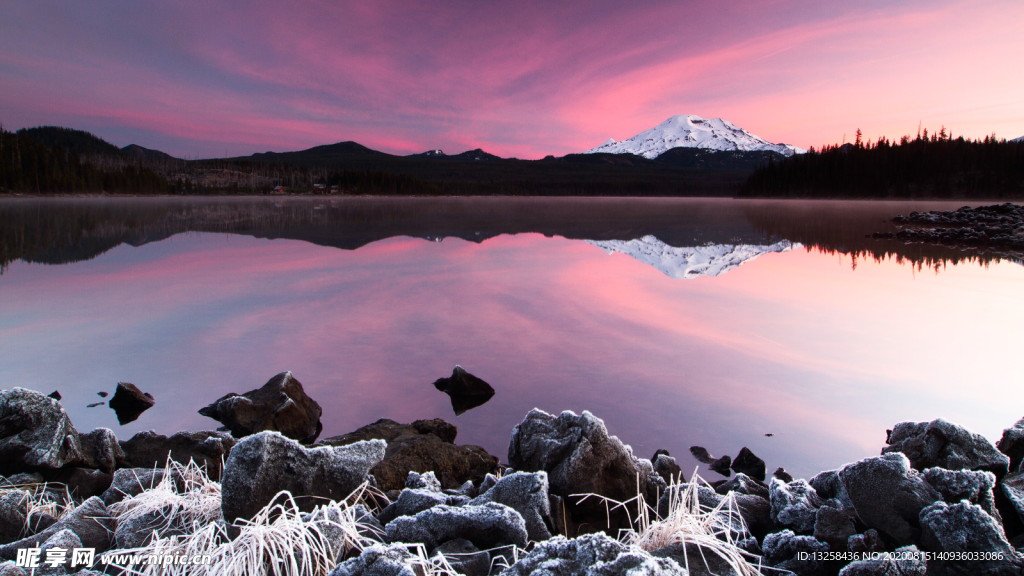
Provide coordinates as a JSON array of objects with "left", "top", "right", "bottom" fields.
[
  {"left": 919, "top": 500, "right": 1023, "bottom": 575},
  {"left": 500, "top": 532, "right": 687, "bottom": 576},
  {"left": 883, "top": 419, "right": 1009, "bottom": 476},
  {"left": 199, "top": 371, "right": 322, "bottom": 444},
  {"left": 769, "top": 478, "right": 823, "bottom": 534},
  {"left": 809, "top": 469, "right": 854, "bottom": 509},
  {"left": 220, "top": 431, "right": 385, "bottom": 522},
  {"left": 0, "top": 388, "right": 84, "bottom": 472},
  {"left": 921, "top": 467, "right": 1000, "bottom": 521},
  {"left": 107, "top": 382, "right": 155, "bottom": 425},
  {"left": 0, "top": 497, "right": 113, "bottom": 560},
  {"left": 838, "top": 453, "right": 941, "bottom": 546},
  {"left": 471, "top": 471, "right": 552, "bottom": 542},
  {"left": 837, "top": 545, "right": 926, "bottom": 576},
  {"left": 78, "top": 428, "right": 124, "bottom": 475},
  {"left": 119, "top": 430, "right": 236, "bottom": 479},
  {"left": 432, "top": 366, "right": 495, "bottom": 416},
  {"left": 507, "top": 409, "right": 665, "bottom": 534},
  {"left": 997, "top": 417, "right": 1024, "bottom": 473},
  {"left": 384, "top": 502, "right": 528, "bottom": 551},
  {"left": 319, "top": 419, "right": 498, "bottom": 493}
]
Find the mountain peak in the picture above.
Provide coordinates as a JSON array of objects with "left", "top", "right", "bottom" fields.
[{"left": 584, "top": 115, "right": 806, "bottom": 159}]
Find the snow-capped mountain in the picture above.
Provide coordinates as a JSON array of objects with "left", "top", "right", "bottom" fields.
[
  {"left": 584, "top": 115, "right": 806, "bottom": 159},
  {"left": 586, "top": 235, "right": 798, "bottom": 279}
]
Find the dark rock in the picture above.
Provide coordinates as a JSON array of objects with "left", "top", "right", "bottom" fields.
[
  {"left": 501, "top": 532, "right": 687, "bottom": 576},
  {"left": 847, "top": 529, "right": 885, "bottom": 554},
  {"left": 102, "top": 468, "right": 175, "bottom": 506},
  {"left": 1002, "top": 471, "right": 1024, "bottom": 526},
  {"left": 0, "top": 561, "right": 26, "bottom": 576},
  {"left": 652, "top": 454, "right": 684, "bottom": 485},
  {"left": 998, "top": 417, "right": 1024, "bottom": 473},
  {"left": 446, "top": 480, "right": 477, "bottom": 498},
  {"left": 86, "top": 402, "right": 104, "bottom": 408},
  {"left": 769, "top": 478, "right": 823, "bottom": 534},
  {"left": 97, "top": 392, "right": 108, "bottom": 398},
  {"left": 690, "top": 446, "right": 715, "bottom": 464},
  {"left": 51, "top": 467, "right": 112, "bottom": 500},
  {"left": 838, "top": 453, "right": 941, "bottom": 547},
  {"left": 27, "top": 512, "right": 56, "bottom": 535},
  {"left": 814, "top": 506, "right": 858, "bottom": 551},
  {"left": 2, "top": 473, "right": 43, "bottom": 486},
  {"left": 0, "top": 491, "right": 28, "bottom": 544},
  {"left": 774, "top": 467, "right": 794, "bottom": 483},
  {"left": 762, "top": 529, "right": 829, "bottom": 576},
  {"left": 0, "top": 497, "right": 114, "bottom": 560},
  {"left": 377, "top": 488, "right": 468, "bottom": 526},
  {"left": 717, "top": 473, "right": 769, "bottom": 499},
  {"left": 198, "top": 371, "right": 322, "bottom": 444},
  {"left": 114, "top": 508, "right": 186, "bottom": 549},
  {"left": 78, "top": 428, "right": 123, "bottom": 475},
  {"left": 731, "top": 447, "right": 766, "bottom": 481},
  {"left": 319, "top": 418, "right": 495, "bottom": 492},
  {"left": 652, "top": 541, "right": 751, "bottom": 576},
  {"left": 0, "top": 388, "right": 84, "bottom": 472},
  {"left": 434, "top": 539, "right": 489, "bottom": 576},
  {"left": 38, "top": 528, "right": 81, "bottom": 573},
  {"left": 884, "top": 418, "right": 1010, "bottom": 476},
  {"left": 837, "top": 545, "right": 926, "bottom": 576},
  {"left": 107, "top": 382, "right": 155, "bottom": 425},
  {"left": 710, "top": 455, "right": 732, "bottom": 477},
  {"left": 922, "top": 467, "right": 1000, "bottom": 521},
  {"left": 46, "top": 391, "right": 61, "bottom": 401},
  {"left": 471, "top": 471, "right": 552, "bottom": 541},
  {"left": 507, "top": 409, "right": 664, "bottom": 535},
  {"left": 652, "top": 448, "right": 671, "bottom": 460},
  {"left": 221, "top": 431, "right": 385, "bottom": 522},
  {"left": 385, "top": 502, "right": 527, "bottom": 550},
  {"left": 809, "top": 469, "right": 854, "bottom": 509},
  {"left": 327, "top": 544, "right": 418, "bottom": 576},
  {"left": 119, "top": 430, "right": 236, "bottom": 479},
  {"left": 431, "top": 366, "right": 495, "bottom": 416},
  {"left": 919, "top": 500, "right": 1023, "bottom": 575}
]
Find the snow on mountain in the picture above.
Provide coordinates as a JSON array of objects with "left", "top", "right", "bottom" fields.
[
  {"left": 584, "top": 115, "right": 806, "bottom": 159},
  {"left": 586, "top": 235, "right": 798, "bottom": 279},
  {"left": 1012, "top": 135, "right": 1023, "bottom": 143}
]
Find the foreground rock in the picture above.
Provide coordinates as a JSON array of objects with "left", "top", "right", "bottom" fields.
[
  {"left": 0, "top": 388, "right": 83, "bottom": 473},
  {"left": 919, "top": 500, "right": 1024, "bottom": 575},
  {"left": 0, "top": 497, "right": 113, "bottom": 560},
  {"left": 79, "top": 428, "right": 124, "bottom": 474},
  {"left": 838, "top": 453, "right": 940, "bottom": 546},
  {"left": 998, "top": 417, "right": 1024, "bottom": 473},
  {"left": 432, "top": 366, "right": 495, "bottom": 416},
  {"left": 884, "top": 418, "right": 1010, "bottom": 476},
  {"left": 327, "top": 544, "right": 420, "bottom": 576},
  {"left": 107, "top": 382, "right": 155, "bottom": 425},
  {"left": 385, "top": 502, "right": 528, "bottom": 550},
  {"left": 838, "top": 545, "right": 926, "bottom": 576},
  {"left": 221, "top": 431, "right": 385, "bottom": 522},
  {"left": 470, "top": 471, "right": 553, "bottom": 541},
  {"left": 119, "top": 429, "right": 236, "bottom": 479},
  {"left": 502, "top": 533, "right": 687, "bottom": 576},
  {"left": 319, "top": 418, "right": 499, "bottom": 492},
  {"left": 509, "top": 409, "right": 665, "bottom": 535},
  {"left": 199, "top": 371, "right": 323, "bottom": 444}
]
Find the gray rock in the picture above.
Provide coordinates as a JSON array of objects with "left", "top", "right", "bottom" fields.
[
  {"left": 0, "top": 491, "right": 28, "bottom": 544},
  {"left": 838, "top": 545, "right": 926, "bottom": 576},
  {"left": 500, "top": 532, "right": 687, "bottom": 576},
  {"left": 433, "top": 538, "right": 489, "bottom": 576},
  {"left": 731, "top": 447, "right": 767, "bottom": 482},
  {"left": 848, "top": 529, "right": 885, "bottom": 554},
  {"left": 0, "top": 497, "right": 113, "bottom": 560},
  {"left": 507, "top": 409, "right": 664, "bottom": 534},
  {"left": 404, "top": 471, "right": 441, "bottom": 492},
  {"left": 814, "top": 506, "right": 858, "bottom": 551},
  {"left": 769, "top": 478, "right": 823, "bottom": 534},
  {"left": 0, "top": 388, "right": 84, "bottom": 471},
  {"left": 27, "top": 512, "right": 57, "bottom": 535},
  {"left": 0, "top": 561, "right": 26, "bottom": 576},
  {"left": 1002, "top": 471, "right": 1024, "bottom": 526},
  {"left": 377, "top": 488, "right": 468, "bottom": 526},
  {"left": 51, "top": 467, "right": 111, "bottom": 500},
  {"left": 327, "top": 544, "right": 417, "bottom": 576},
  {"left": 919, "top": 500, "right": 1023, "bottom": 575},
  {"left": 838, "top": 453, "right": 941, "bottom": 546},
  {"left": 78, "top": 428, "right": 124, "bottom": 475},
  {"left": 809, "top": 469, "right": 854, "bottom": 510},
  {"left": 221, "top": 431, "right": 385, "bottom": 522},
  {"left": 385, "top": 502, "right": 527, "bottom": 550},
  {"left": 922, "top": 467, "right": 1000, "bottom": 521},
  {"left": 652, "top": 454, "right": 684, "bottom": 485},
  {"left": 884, "top": 419, "right": 1010, "bottom": 476},
  {"left": 478, "top": 473, "right": 498, "bottom": 495},
  {"left": 113, "top": 507, "right": 188, "bottom": 549},
  {"left": 762, "top": 529, "right": 829, "bottom": 576},
  {"left": 38, "top": 529, "right": 81, "bottom": 573},
  {"left": 998, "top": 417, "right": 1024, "bottom": 473},
  {"left": 102, "top": 468, "right": 174, "bottom": 506},
  {"left": 651, "top": 542, "right": 748, "bottom": 576},
  {"left": 119, "top": 430, "right": 236, "bottom": 479},
  {"left": 445, "top": 480, "right": 477, "bottom": 498},
  {"left": 198, "top": 371, "right": 323, "bottom": 444},
  {"left": 1, "top": 473, "right": 42, "bottom": 486},
  {"left": 717, "top": 473, "right": 769, "bottom": 499},
  {"left": 471, "top": 471, "right": 552, "bottom": 542}
]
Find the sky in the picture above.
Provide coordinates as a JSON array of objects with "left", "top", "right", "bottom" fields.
[{"left": 0, "top": 0, "right": 1022, "bottom": 159}]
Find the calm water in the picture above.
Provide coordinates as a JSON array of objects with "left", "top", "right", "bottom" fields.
[{"left": 2, "top": 197, "right": 1023, "bottom": 479}]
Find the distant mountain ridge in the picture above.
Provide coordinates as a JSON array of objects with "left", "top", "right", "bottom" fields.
[
  {"left": 22, "top": 126, "right": 180, "bottom": 160},
  {"left": 584, "top": 115, "right": 806, "bottom": 159}
]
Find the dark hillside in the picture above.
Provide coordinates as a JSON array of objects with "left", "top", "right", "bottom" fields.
[{"left": 23, "top": 126, "right": 123, "bottom": 158}]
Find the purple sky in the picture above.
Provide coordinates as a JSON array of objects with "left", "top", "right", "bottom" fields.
[{"left": 1, "top": 0, "right": 1022, "bottom": 159}]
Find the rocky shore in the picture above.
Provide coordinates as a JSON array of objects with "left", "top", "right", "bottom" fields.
[
  {"left": 2, "top": 374, "right": 1024, "bottom": 575},
  {"left": 873, "top": 203, "right": 1024, "bottom": 256}
]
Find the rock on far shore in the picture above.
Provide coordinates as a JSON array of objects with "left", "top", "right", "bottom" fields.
[
  {"left": 107, "top": 382, "right": 155, "bottom": 425},
  {"left": 199, "top": 371, "right": 323, "bottom": 444}
]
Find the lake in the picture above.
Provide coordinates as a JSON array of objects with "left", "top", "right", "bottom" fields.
[{"left": 1, "top": 196, "right": 1022, "bottom": 480}]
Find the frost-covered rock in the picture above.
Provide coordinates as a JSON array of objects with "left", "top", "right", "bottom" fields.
[
  {"left": 101, "top": 468, "right": 175, "bottom": 506},
  {"left": 384, "top": 502, "right": 527, "bottom": 551},
  {"left": 809, "top": 469, "right": 854, "bottom": 510},
  {"left": 919, "top": 500, "right": 1023, "bottom": 575},
  {"left": 404, "top": 471, "right": 440, "bottom": 492},
  {"left": 838, "top": 453, "right": 940, "bottom": 546},
  {"left": 997, "top": 417, "right": 1024, "bottom": 473},
  {"left": 119, "top": 430, "right": 235, "bottom": 479},
  {"left": 501, "top": 533, "right": 687, "bottom": 575},
  {"left": 847, "top": 529, "right": 885, "bottom": 554},
  {"left": 769, "top": 478, "right": 823, "bottom": 534},
  {"left": 1001, "top": 471, "right": 1024, "bottom": 526},
  {"left": 0, "top": 561, "right": 26, "bottom": 576},
  {"left": 922, "top": 467, "right": 1000, "bottom": 521},
  {"left": 884, "top": 419, "right": 1009, "bottom": 476},
  {"left": 717, "top": 473, "right": 769, "bottom": 499},
  {"left": 731, "top": 447, "right": 767, "bottom": 481},
  {"left": 0, "top": 491, "right": 28, "bottom": 544},
  {"left": 838, "top": 545, "right": 926, "bottom": 575},
  {"left": 507, "top": 409, "right": 664, "bottom": 533},
  {"left": 199, "top": 371, "right": 323, "bottom": 444},
  {"left": 221, "top": 431, "right": 385, "bottom": 522},
  {"left": 327, "top": 544, "right": 417, "bottom": 576},
  {"left": 78, "top": 428, "right": 123, "bottom": 474},
  {"left": 471, "top": 471, "right": 552, "bottom": 541},
  {"left": 0, "top": 388, "right": 83, "bottom": 471},
  {"left": 377, "top": 488, "right": 468, "bottom": 526},
  {"left": 0, "top": 497, "right": 113, "bottom": 560},
  {"left": 37, "top": 529, "right": 81, "bottom": 574},
  {"left": 762, "top": 529, "right": 828, "bottom": 575},
  {"left": 652, "top": 453, "right": 684, "bottom": 485}
]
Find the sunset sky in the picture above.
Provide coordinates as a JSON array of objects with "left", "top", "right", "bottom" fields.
[{"left": 1, "top": 0, "right": 1022, "bottom": 159}]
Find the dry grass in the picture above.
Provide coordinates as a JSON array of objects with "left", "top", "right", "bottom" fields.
[
  {"left": 0, "top": 480, "right": 74, "bottom": 536},
  {"left": 108, "top": 459, "right": 223, "bottom": 539}
]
